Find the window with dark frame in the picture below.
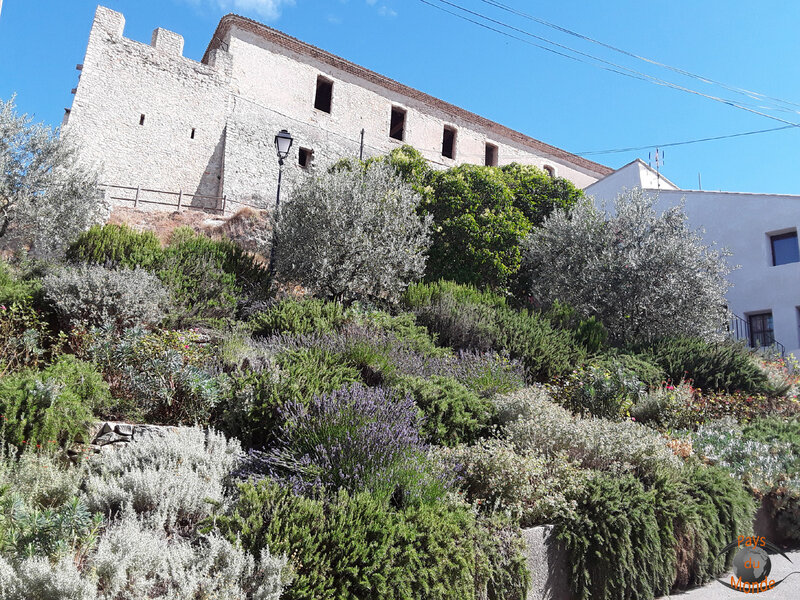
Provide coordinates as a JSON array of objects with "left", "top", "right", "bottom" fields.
[
  {"left": 442, "top": 126, "right": 456, "bottom": 159},
  {"left": 485, "top": 143, "right": 498, "bottom": 167},
  {"left": 298, "top": 147, "right": 313, "bottom": 169},
  {"left": 770, "top": 231, "right": 800, "bottom": 266},
  {"left": 314, "top": 76, "right": 333, "bottom": 113},
  {"left": 389, "top": 107, "right": 406, "bottom": 141},
  {"left": 749, "top": 312, "right": 775, "bottom": 348}
]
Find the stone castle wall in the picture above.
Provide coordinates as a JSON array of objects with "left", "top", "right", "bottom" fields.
[{"left": 65, "top": 7, "right": 610, "bottom": 212}]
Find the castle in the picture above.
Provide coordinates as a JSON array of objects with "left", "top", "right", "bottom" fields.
[{"left": 63, "top": 6, "right": 611, "bottom": 213}]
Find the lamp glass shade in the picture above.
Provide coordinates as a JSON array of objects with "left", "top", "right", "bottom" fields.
[{"left": 275, "top": 129, "right": 293, "bottom": 159}]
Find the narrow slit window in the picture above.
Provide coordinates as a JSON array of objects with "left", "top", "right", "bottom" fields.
[
  {"left": 299, "top": 147, "right": 313, "bottom": 169},
  {"left": 485, "top": 143, "right": 498, "bottom": 166},
  {"left": 389, "top": 107, "right": 406, "bottom": 141},
  {"left": 139, "top": 114, "right": 145, "bottom": 126},
  {"left": 442, "top": 126, "right": 456, "bottom": 159},
  {"left": 314, "top": 76, "right": 333, "bottom": 113},
  {"left": 190, "top": 128, "right": 196, "bottom": 139}
]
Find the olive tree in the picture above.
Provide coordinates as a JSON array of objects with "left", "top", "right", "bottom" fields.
[
  {"left": 274, "top": 161, "right": 432, "bottom": 303},
  {"left": 0, "top": 98, "right": 105, "bottom": 258},
  {"left": 520, "top": 189, "right": 732, "bottom": 345}
]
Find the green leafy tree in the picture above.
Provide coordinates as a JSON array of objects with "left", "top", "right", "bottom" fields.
[
  {"left": 0, "top": 97, "right": 104, "bottom": 258},
  {"left": 521, "top": 189, "right": 731, "bottom": 345}
]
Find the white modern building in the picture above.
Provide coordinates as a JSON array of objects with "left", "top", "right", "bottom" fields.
[
  {"left": 63, "top": 6, "right": 611, "bottom": 213},
  {"left": 586, "top": 159, "right": 800, "bottom": 357}
]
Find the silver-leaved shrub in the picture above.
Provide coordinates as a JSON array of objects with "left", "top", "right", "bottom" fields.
[
  {"left": 90, "top": 511, "right": 289, "bottom": 600},
  {"left": 0, "top": 98, "right": 105, "bottom": 259},
  {"left": 520, "top": 189, "right": 731, "bottom": 345},
  {"left": 495, "top": 386, "right": 681, "bottom": 475},
  {"left": 0, "top": 555, "right": 94, "bottom": 600},
  {"left": 83, "top": 427, "right": 242, "bottom": 532},
  {"left": 274, "top": 161, "right": 432, "bottom": 303},
  {"left": 43, "top": 264, "right": 169, "bottom": 331}
]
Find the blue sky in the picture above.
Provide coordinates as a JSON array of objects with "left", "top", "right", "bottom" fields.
[{"left": 2, "top": 0, "right": 800, "bottom": 194}]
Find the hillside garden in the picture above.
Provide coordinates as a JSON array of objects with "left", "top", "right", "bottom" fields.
[{"left": 1, "top": 100, "right": 799, "bottom": 599}]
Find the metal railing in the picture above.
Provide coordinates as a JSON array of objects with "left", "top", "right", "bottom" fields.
[
  {"left": 100, "top": 184, "right": 227, "bottom": 214},
  {"left": 726, "top": 313, "right": 785, "bottom": 356}
]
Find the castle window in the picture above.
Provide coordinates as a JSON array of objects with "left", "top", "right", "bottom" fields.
[
  {"left": 543, "top": 165, "right": 556, "bottom": 177},
  {"left": 299, "top": 147, "right": 314, "bottom": 169},
  {"left": 442, "top": 126, "right": 456, "bottom": 159},
  {"left": 770, "top": 231, "right": 799, "bottom": 266},
  {"left": 190, "top": 128, "right": 196, "bottom": 139},
  {"left": 485, "top": 143, "right": 498, "bottom": 166},
  {"left": 314, "top": 76, "right": 333, "bottom": 113},
  {"left": 389, "top": 107, "right": 406, "bottom": 141},
  {"left": 139, "top": 114, "right": 146, "bottom": 126}
]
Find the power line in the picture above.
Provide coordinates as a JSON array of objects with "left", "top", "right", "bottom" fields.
[
  {"left": 418, "top": 0, "right": 800, "bottom": 128},
  {"left": 479, "top": 0, "right": 800, "bottom": 113},
  {"left": 573, "top": 125, "right": 795, "bottom": 156}
]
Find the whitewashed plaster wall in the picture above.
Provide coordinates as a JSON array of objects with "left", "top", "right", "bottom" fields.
[
  {"left": 221, "top": 23, "right": 605, "bottom": 204},
  {"left": 64, "top": 6, "right": 233, "bottom": 211},
  {"left": 586, "top": 166, "right": 800, "bottom": 356}
]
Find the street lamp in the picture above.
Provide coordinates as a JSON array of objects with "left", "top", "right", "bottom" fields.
[
  {"left": 269, "top": 129, "right": 293, "bottom": 279},
  {"left": 274, "top": 129, "right": 293, "bottom": 208}
]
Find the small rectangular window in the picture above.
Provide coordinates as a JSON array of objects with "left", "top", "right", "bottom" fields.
[
  {"left": 314, "top": 76, "right": 333, "bottom": 113},
  {"left": 299, "top": 147, "right": 313, "bottom": 169},
  {"left": 389, "top": 107, "right": 406, "bottom": 141},
  {"left": 485, "top": 143, "right": 498, "bottom": 166},
  {"left": 770, "top": 231, "right": 799, "bottom": 266},
  {"left": 442, "top": 126, "right": 456, "bottom": 159},
  {"left": 749, "top": 312, "right": 775, "bottom": 348},
  {"left": 190, "top": 128, "right": 196, "bottom": 139},
  {"left": 543, "top": 165, "right": 556, "bottom": 177},
  {"left": 139, "top": 114, "right": 145, "bottom": 126}
]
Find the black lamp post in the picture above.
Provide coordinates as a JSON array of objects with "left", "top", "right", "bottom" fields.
[
  {"left": 274, "top": 129, "right": 293, "bottom": 208},
  {"left": 269, "top": 129, "right": 293, "bottom": 279}
]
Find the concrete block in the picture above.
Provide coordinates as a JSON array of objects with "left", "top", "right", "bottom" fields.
[{"left": 522, "top": 525, "right": 572, "bottom": 600}]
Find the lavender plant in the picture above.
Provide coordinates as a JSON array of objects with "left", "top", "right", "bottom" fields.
[
  {"left": 274, "top": 161, "right": 432, "bottom": 303},
  {"left": 521, "top": 189, "right": 732, "bottom": 345},
  {"left": 243, "top": 384, "right": 448, "bottom": 504}
]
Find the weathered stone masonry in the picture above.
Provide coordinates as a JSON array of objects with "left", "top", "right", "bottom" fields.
[{"left": 65, "top": 6, "right": 612, "bottom": 212}]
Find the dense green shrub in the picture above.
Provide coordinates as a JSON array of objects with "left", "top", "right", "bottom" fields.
[
  {"left": 630, "top": 382, "right": 695, "bottom": 429},
  {"left": 391, "top": 375, "right": 494, "bottom": 446},
  {"left": 66, "top": 223, "right": 164, "bottom": 270},
  {"left": 557, "top": 464, "right": 754, "bottom": 600},
  {"left": 275, "top": 160, "right": 432, "bottom": 303},
  {"left": 500, "top": 163, "right": 583, "bottom": 227},
  {"left": 250, "top": 297, "right": 349, "bottom": 337},
  {"left": 405, "top": 281, "right": 584, "bottom": 381},
  {"left": 42, "top": 264, "right": 169, "bottom": 331},
  {"left": 423, "top": 165, "right": 530, "bottom": 289},
  {"left": 637, "top": 337, "right": 772, "bottom": 394},
  {"left": 0, "top": 260, "right": 40, "bottom": 307},
  {"left": 209, "top": 479, "right": 529, "bottom": 600},
  {"left": 492, "top": 306, "right": 584, "bottom": 381},
  {"left": 521, "top": 190, "right": 731, "bottom": 345},
  {"left": 0, "top": 356, "right": 107, "bottom": 448},
  {"left": 159, "top": 227, "right": 270, "bottom": 326}
]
